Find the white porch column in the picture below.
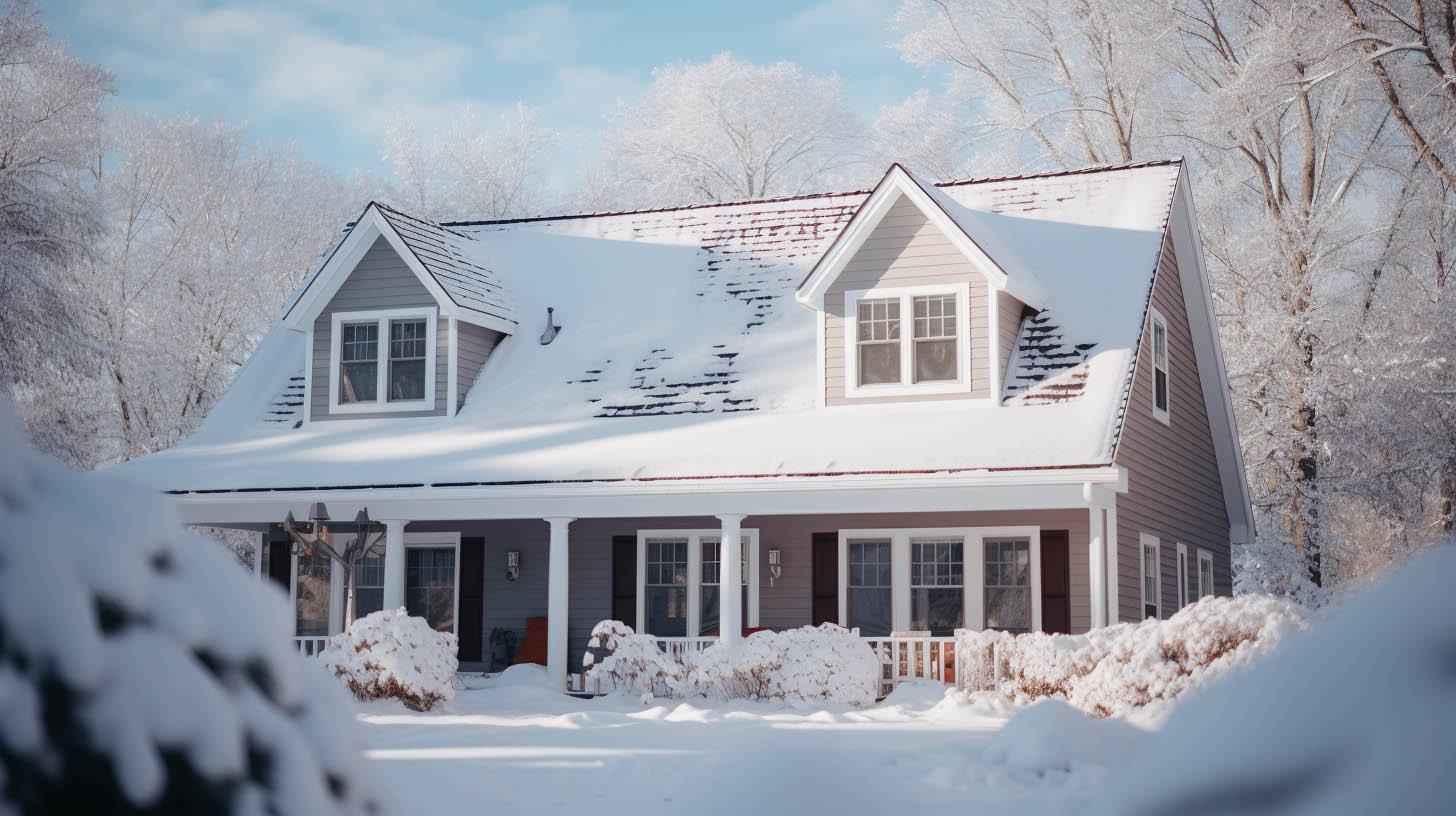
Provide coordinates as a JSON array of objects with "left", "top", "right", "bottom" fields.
[
  {"left": 1105, "top": 503, "right": 1119, "bottom": 625},
  {"left": 327, "top": 557, "right": 345, "bottom": 635},
  {"left": 1085, "top": 483, "right": 1107, "bottom": 629},
  {"left": 717, "top": 514, "right": 745, "bottom": 648},
  {"left": 381, "top": 519, "right": 408, "bottom": 611},
  {"left": 545, "top": 517, "right": 575, "bottom": 692}
]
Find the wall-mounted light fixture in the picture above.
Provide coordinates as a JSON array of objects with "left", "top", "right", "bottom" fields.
[
  {"left": 768, "top": 547, "right": 782, "bottom": 587},
  {"left": 506, "top": 550, "right": 521, "bottom": 582}
]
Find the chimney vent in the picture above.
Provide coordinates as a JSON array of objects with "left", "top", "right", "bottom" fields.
[{"left": 539, "top": 307, "right": 561, "bottom": 345}]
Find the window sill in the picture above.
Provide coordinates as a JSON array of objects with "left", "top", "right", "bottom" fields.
[
  {"left": 844, "top": 380, "right": 976, "bottom": 399},
  {"left": 329, "top": 399, "right": 434, "bottom": 415}
]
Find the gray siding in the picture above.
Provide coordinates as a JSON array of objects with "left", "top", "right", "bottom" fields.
[
  {"left": 421, "top": 509, "right": 1094, "bottom": 673},
  {"left": 1113, "top": 236, "right": 1231, "bottom": 622},
  {"left": 996, "top": 290, "right": 1024, "bottom": 393},
  {"left": 456, "top": 321, "right": 503, "bottom": 410},
  {"left": 824, "top": 195, "right": 992, "bottom": 404},
  {"left": 310, "top": 236, "right": 447, "bottom": 420}
]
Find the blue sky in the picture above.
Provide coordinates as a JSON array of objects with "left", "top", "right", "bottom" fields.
[{"left": 41, "top": 0, "right": 942, "bottom": 179}]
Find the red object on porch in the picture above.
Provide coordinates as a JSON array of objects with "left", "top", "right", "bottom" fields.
[{"left": 512, "top": 616, "right": 548, "bottom": 666}]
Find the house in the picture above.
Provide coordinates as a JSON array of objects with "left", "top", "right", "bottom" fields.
[{"left": 115, "top": 160, "right": 1253, "bottom": 691}]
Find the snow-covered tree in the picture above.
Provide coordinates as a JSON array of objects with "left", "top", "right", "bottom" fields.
[
  {"left": 0, "top": 396, "right": 384, "bottom": 814},
  {"left": 381, "top": 103, "right": 558, "bottom": 220},
  {"left": 589, "top": 52, "right": 866, "bottom": 209},
  {"left": 0, "top": 0, "right": 111, "bottom": 460}
]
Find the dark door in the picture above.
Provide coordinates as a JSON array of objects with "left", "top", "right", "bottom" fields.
[
  {"left": 267, "top": 535, "right": 291, "bottom": 589},
  {"left": 612, "top": 535, "right": 637, "bottom": 627},
  {"left": 812, "top": 532, "right": 838, "bottom": 626},
  {"left": 1040, "top": 529, "right": 1071, "bottom": 634},
  {"left": 458, "top": 537, "right": 484, "bottom": 662}
]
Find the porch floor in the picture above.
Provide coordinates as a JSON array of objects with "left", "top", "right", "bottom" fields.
[{"left": 356, "top": 678, "right": 1114, "bottom": 815}]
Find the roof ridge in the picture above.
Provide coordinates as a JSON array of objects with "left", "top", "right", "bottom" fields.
[
  {"left": 442, "top": 158, "right": 1184, "bottom": 228},
  {"left": 367, "top": 200, "right": 477, "bottom": 242}
]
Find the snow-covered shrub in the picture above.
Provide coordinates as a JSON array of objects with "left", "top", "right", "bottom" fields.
[
  {"left": 321, "top": 608, "right": 457, "bottom": 711},
  {"left": 583, "top": 621, "right": 690, "bottom": 698},
  {"left": 583, "top": 621, "right": 878, "bottom": 705},
  {"left": 1085, "top": 544, "right": 1456, "bottom": 815},
  {"left": 0, "top": 398, "right": 383, "bottom": 814},
  {"left": 689, "top": 624, "right": 878, "bottom": 706},
  {"left": 958, "top": 594, "right": 1309, "bottom": 717}
]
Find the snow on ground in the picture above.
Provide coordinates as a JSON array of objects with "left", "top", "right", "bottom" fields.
[{"left": 356, "top": 677, "right": 1139, "bottom": 816}]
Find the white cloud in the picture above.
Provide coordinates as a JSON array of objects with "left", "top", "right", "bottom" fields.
[{"left": 486, "top": 4, "right": 615, "bottom": 63}]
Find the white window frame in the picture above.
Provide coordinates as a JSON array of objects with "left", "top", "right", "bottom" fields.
[
  {"left": 843, "top": 282, "right": 973, "bottom": 398},
  {"left": 1139, "top": 534, "right": 1162, "bottom": 620},
  {"left": 635, "top": 529, "right": 760, "bottom": 636},
  {"left": 328, "top": 307, "right": 438, "bottom": 414},
  {"left": 1149, "top": 307, "right": 1171, "bottom": 425},
  {"left": 1175, "top": 541, "right": 1189, "bottom": 610},
  {"left": 837, "top": 526, "right": 1040, "bottom": 633},
  {"left": 1197, "top": 548, "right": 1215, "bottom": 599}
]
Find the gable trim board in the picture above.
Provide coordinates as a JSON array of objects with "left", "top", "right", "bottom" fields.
[{"left": 282, "top": 203, "right": 517, "bottom": 336}]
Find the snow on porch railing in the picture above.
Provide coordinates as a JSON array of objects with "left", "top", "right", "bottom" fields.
[
  {"left": 862, "top": 636, "right": 956, "bottom": 698},
  {"left": 651, "top": 636, "right": 717, "bottom": 662},
  {"left": 294, "top": 636, "right": 330, "bottom": 657}
]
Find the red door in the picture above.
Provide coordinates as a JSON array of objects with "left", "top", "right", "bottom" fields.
[{"left": 1040, "top": 530, "right": 1071, "bottom": 634}]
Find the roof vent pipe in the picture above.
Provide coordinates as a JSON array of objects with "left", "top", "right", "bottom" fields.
[{"left": 539, "top": 307, "right": 561, "bottom": 345}]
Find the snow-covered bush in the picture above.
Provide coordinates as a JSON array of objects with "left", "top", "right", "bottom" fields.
[
  {"left": 958, "top": 594, "right": 1309, "bottom": 717},
  {"left": 689, "top": 624, "right": 879, "bottom": 706},
  {"left": 584, "top": 621, "right": 878, "bottom": 706},
  {"left": 321, "top": 608, "right": 457, "bottom": 711},
  {"left": 1085, "top": 544, "right": 1456, "bottom": 815},
  {"left": 0, "top": 399, "right": 383, "bottom": 814}
]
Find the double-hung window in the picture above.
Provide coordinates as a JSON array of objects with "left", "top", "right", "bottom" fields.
[
  {"left": 845, "top": 284, "right": 970, "bottom": 396},
  {"left": 329, "top": 308, "right": 436, "bottom": 413},
  {"left": 1150, "top": 308, "right": 1170, "bottom": 423},
  {"left": 637, "top": 530, "right": 759, "bottom": 637},
  {"left": 700, "top": 536, "right": 749, "bottom": 636},
  {"left": 910, "top": 537, "right": 963, "bottom": 635},
  {"left": 846, "top": 538, "right": 893, "bottom": 636},
  {"left": 644, "top": 537, "right": 688, "bottom": 637},
  {"left": 983, "top": 538, "right": 1032, "bottom": 633},
  {"left": 1140, "top": 535, "right": 1161, "bottom": 619},
  {"left": 1197, "top": 549, "right": 1215, "bottom": 599}
]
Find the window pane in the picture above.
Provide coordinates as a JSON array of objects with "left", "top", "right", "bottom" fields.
[
  {"left": 389, "top": 358, "right": 426, "bottom": 401},
  {"left": 912, "top": 294, "right": 956, "bottom": 339},
  {"left": 295, "top": 548, "right": 332, "bottom": 637},
  {"left": 1155, "top": 369, "right": 1168, "bottom": 412},
  {"left": 645, "top": 537, "right": 688, "bottom": 635},
  {"left": 914, "top": 338, "right": 957, "bottom": 382},
  {"left": 848, "top": 588, "right": 892, "bottom": 636},
  {"left": 847, "top": 538, "right": 892, "bottom": 635},
  {"left": 390, "top": 319, "right": 427, "bottom": 360},
  {"left": 405, "top": 547, "right": 455, "bottom": 633},
  {"left": 352, "top": 550, "right": 385, "bottom": 621},
  {"left": 341, "top": 323, "right": 378, "bottom": 361},
  {"left": 646, "top": 587, "right": 686, "bottom": 636},
  {"left": 859, "top": 342, "right": 900, "bottom": 385},
  {"left": 911, "top": 588, "right": 964, "bottom": 636},
  {"left": 340, "top": 361, "right": 377, "bottom": 403}
]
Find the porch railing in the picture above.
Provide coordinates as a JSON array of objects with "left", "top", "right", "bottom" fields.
[
  {"left": 294, "top": 636, "right": 330, "bottom": 657},
  {"left": 651, "top": 636, "right": 717, "bottom": 662},
  {"left": 862, "top": 636, "right": 956, "bottom": 698}
]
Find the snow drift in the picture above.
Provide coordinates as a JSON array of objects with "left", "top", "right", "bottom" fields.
[
  {"left": 1086, "top": 544, "right": 1456, "bottom": 815},
  {"left": 585, "top": 621, "right": 879, "bottom": 706},
  {"left": 0, "top": 398, "right": 383, "bottom": 814},
  {"left": 321, "top": 608, "right": 457, "bottom": 711},
  {"left": 957, "top": 594, "right": 1309, "bottom": 716}
]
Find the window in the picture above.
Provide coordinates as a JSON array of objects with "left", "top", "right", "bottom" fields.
[
  {"left": 700, "top": 536, "right": 748, "bottom": 637},
  {"left": 845, "top": 284, "right": 970, "bottom": 397},
  {"left": 983, "top": 538, "right": 1031, "bottom": 633},
  {"left": 389, "top": 318, "right": 428, "bottom": 401},
  {"left": 353, "top": 550, "right": 385, "bottom": 620},
  {"left": 1140, "top": 535, "right": 1161, "bottom": 619},
  {"left": 1197, "top": 549, "right": 1215, "bottom": 599},
  {"left": 847, "top": 538, "right": 893, "bottom": 636},
  {"left": 910, "top": 537, "right": 963, "bottom": 635},
  {"left": 294, "top": 547, "right": 332, "bottom": 637},
  {"left": 339, "top": 322, "right": 378, "bottom": 403},
  {"left": 637, "top": 530, "right": 759, "bottom": 636},
  {"left": 1150, "top": 308, "right": 1170, "bottom": 423},
  {"left": 912, "top": 294, "right": 958, "bottom": 382},
  {"left": 405, "top": 547, "right": 456, "bottom": 633},
  {"left": 1175, "top": 542, "right": 1189, "bottom": 610},
  {"left": 328, "top": 308, "right": 436, "bottom": 413}
]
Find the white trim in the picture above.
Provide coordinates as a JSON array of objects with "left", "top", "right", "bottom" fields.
[
  {"left": 987, "top": 282, "right": 1002, "bottom": 400},
  {"left": 302, "top": 326, "right": 314, "bottom": 425},
  {"left": 1197, "top": 547, "right": 1214, "bottom": 599},
  {"left": 843, "top": 282, "right": 974, "bottom": 398},
  {"left": 635, "top": 529, "right": 760, "bottom": 636},
  {"left": 1148, "top": 306, "right": 1171, "bottom": 425},
  {"left": 1139, "top": 534, "right": 1162, "bottom": 620},
  {"left": 170, "top": 466, "right": 1132, "bottom": 526},
  {"left": 797, "top": 165, "right": 1045, "bottom": 311},
  {"left": 838, "top": 526, "right": 1041, "bottom": 634},
  {"left": 403, "top": 530, "right": 462, "bottom": 635},
  {"left": 447, "top": 316, "right": 458, "bottom": 417},
  {"left": 1175, "top": 541, "right": 1189, "bottom": 610},
  {"left": 815, "top": 309, "right": 827, "bottom": 407},
  {"left": 328, "top": 307, "right": 438, "bottom": 415}
]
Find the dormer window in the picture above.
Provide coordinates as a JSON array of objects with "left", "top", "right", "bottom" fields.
[
  {"left": 845, "top": 283, "right": 971, "bottom": 397},
  {"left": 328, "top": 307, "right": 437, "bottom": 413}
]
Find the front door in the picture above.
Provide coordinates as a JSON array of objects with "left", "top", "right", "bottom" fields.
[
  {"left": 812, "top": 532, "right": 838, "bottom": 625},
  {"left": 458, "top": 538, "right": 484, "bottom": 662},
  {"left": 611, "top": 535, "right": 637, "bottom": 627},
  {"left": 1040, "top": 529, "right": 1071, "bottom": 634}
]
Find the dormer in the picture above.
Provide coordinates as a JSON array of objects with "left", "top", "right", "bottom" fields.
[
  {"left": 281, "top": 202, "right": 516, "bottom": 422},
  {"left": 797, "top": 164, "right": 1047, "bottom": 405}
]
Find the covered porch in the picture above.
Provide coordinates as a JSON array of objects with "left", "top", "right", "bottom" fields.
[{"left": 179, "top": 467, "right": 1126, "bottom": 692}]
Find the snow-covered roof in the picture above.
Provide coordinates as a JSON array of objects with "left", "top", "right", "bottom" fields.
[{"left": 116, "top": 160, "right": 1182, "bottom": 494}]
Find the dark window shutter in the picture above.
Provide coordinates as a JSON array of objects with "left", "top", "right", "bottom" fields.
[
  {"left": 1040, "top": 529, "right": 1071, "bottom": 634},
  {"left": 611, "top": 535, "right": 637, "bottom": 628},
  {"left": 458, "top": 537, "right": 484, "bottom": 662},
  {"left": 267, "top": 531, "right": 291, "bottom": 590},
  {"left": 811, "top": 532, "right": 838, "bottom": 626}
]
